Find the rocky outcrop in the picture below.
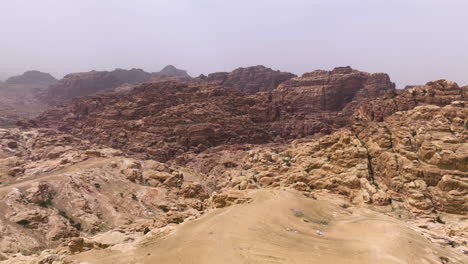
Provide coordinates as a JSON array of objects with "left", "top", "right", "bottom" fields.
[
  {"left": 200, "top": 65, "right": 296, "bottom": 94},
  {"left": 213, "top": 101, "right": 467, "bottom": 215},
  {"left": 355, "top": 101, "right": 467, "bottom": 215},
  {"left": 43, "top": 68, "right": 152, "bottom": 104},
  {"left": 41, "top": 66, "right": 191, "bottom": 105},
  {"left": 0, "top": 128, "right": 211, "bottom": 257},
  {"left": 5, "top": 71, "right": 56, "bottom": 85},
  {"left": 0, "top": 81, "right": 51, "bottom": 127},
  {"left": 353, "top": 80, "right": 466, "bottom": 122},
  {"left": 1, "top": 67, "right": 467, "bottom": 261},
  {"left": 155, "top": 65, "right": 190, "bottom": 78},
  {"left": 32, "top": 67, "right": 395, "bottom": 162}
]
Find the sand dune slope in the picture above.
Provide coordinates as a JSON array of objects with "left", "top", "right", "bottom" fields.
[{"left": 70, "top": 189, "right": 466, "bottom": 264}]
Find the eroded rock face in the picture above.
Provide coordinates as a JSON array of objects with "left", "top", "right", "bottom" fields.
[
  {"left": 32, "top": 67, "right": 395, "bottom": 162},
  {"left": 353, "top": 80, "right": 466, "bottom": 122},
  {"left": 40, "top": 66, "right": 191, "bottom": 105},
  {"left": 200, "top": 65, "right": 296, "bottom": 94},
  {"left": 0, "top": 74, "right": 54, "bottom": 126},
  {"left": 221, "top": 102, "right": 467, "bottom": 215},
  {"left": 0, "top": 128, "right": 212, "bottom": 257},
  {"left": 0, "top": 71, "right": 467, "bottom": 261},
  {"left": 355, "top": 102, "right": 468, "bottom": 215},
  {"left": 43, "top": 69, "right": 152, "bottom": 104}
]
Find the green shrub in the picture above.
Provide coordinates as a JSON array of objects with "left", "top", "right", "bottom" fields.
[
  {"left": 17, "top": 219, "right": 30, "bottom": 226},
  {"left": 38, "top": 199, "right": 53, "bottom": 208},
  {"left": 223, "top": 162, "right": 238, "bottom": 168},
  {"left": 435, "top": 216, "right": 445, "bottom": 224},
  {"left": 439, "top": 256, "right": 449, "bottom": 263}
]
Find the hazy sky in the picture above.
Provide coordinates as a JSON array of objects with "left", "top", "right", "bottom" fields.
[{"left": 1, "top": 0, "right": 467, "bottom": 87}]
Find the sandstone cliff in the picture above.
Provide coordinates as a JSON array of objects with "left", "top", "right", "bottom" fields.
[
  {"left": 199, "top": 65, "right": 296, "bottom": 94},
  {"left": 32, "top": 67, "right": 395, "bottom": 162},
  {"left": 1, "top": 66, "right": 467, "bottom": 262}
]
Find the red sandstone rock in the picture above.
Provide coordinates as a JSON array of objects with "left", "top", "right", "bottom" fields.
[{"left": 31, "top": 67, "right": 395, "bottom": 162}]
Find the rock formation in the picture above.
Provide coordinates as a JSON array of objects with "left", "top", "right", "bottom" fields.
[
  {"left": 199, "top": 65, "right": 296, "bottom": 94},
  {"left": 1, "top": 66, "right": 467, "bottom": 263},
  {"left": 32, "top": 67, "right": 395, "bottom": 162},
  {"left": 42, "top": 68, "right": 152, "bottom": 104},
  {"left": 0, "top": 73, "right": 54, "bottom": 126},
  {"left": 155, "top": 65, "right": 190, "bottom": 78},
  {"left": 354, "top": 80, "right": 466, "bottom": 122},
  {"left": 40, "top": 66, "right": 191, "bottom": 105},
  {"left": 5, "top": 71, "right": 57, "bottom": 85}
]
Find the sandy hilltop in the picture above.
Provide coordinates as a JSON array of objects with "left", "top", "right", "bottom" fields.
[{"left": 0, "top": 65, "right": 466, "bottom": 264}]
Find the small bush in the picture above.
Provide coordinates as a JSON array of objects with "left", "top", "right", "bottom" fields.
[
  {"left": 38, "top": 199, "right": 53, "bottom": 208},
  {"left": 435, "top": 216, "right": 445, "bottom": 224},
  {"left": 58, "top": 209, "right": 82, "bottom": 230},
  {"left": 439, "top": 256, "right": 449, "bottom": 263},
  {"left": 58, "top": 210, "right": 68, "bottom": 218},
  {"left": 143, "top": 227, "right": 151, "bottom": 235},
  {"left": 223, "top": 162, "right": 238, "bottom": 168},
  {"left": 17, "top": 219, "right": 30, "bottom": 226}
]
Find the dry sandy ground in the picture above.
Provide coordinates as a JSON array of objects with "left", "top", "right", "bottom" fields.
[{"left": 68, "top": 189, "right": 467, "bottom": 264}]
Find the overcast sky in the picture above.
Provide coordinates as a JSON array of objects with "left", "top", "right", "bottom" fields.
[{"left": 1, "top": 0, "right": 467, "bottom": 87}]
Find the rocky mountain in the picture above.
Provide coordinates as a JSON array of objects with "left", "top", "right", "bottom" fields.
[
  {"left": 40, "top": 66, "right": 190, "bottom": 105},
  {"left": 0, "top": 66, "right": 467, "bottom": 263},
  {"left": 199, "top": 65, "right": 296, "bottom": 94},
  {"left": 30, "top": 67, "right": 395, "bottom": 162},
  {"left": 155, "top": 65, "right": 190, "bottom": 77},
  {"left": 5, "top": 71, "right": 57, "bottom": 85},
  {"left": 42, "top": 68, "right": 150, "bottom": 105},
  {"left": 0, "top": 71, "right": 57, "bottom": 126}
]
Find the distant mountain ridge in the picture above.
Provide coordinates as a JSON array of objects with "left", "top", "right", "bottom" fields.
[
  {"left": 5, "top": 70, "right": 57, "bottom": 85},
  {"left": 41, "top": 65, "right": 191, "bottom": 104}
]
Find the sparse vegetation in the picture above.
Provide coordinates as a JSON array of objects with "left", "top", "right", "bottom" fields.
[
  {"left": 282, "top": 159, "right": 292, "bottom": 167},
  {"left": 435, "top": 216, "right": 445, "bottom": 224},
  {"left": 439, "top": 256, "right": 449, "bottom": 263},
  {"left": 58, "top": 209, "right": 82, "bottom": 230},
  {"left": 16, "top": 219, "right": 30, "bottom": 226},
  {"left": 223, "top": 162, "right": 238, "bottom": 168},
  {"left": 319, "top": 220, "right": 329, "bottom": 225},
  {"left": 144, "top": 227, "right": 151, "bottom": 235},
  {"left": 38, "top": 199, "right": 53, "bottom": 208},
  {"left": 384, "top": 126, "right": 392, "bottom": 136}
]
